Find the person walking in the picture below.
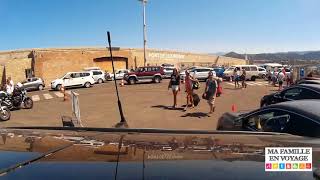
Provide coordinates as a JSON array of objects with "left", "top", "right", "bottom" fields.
[
  {"left": 267, "top": 70, "right": 272, "bottom": 84},
  {"left": 241, "top": 69, "right": 247, "bottom": 88},
  {"left": 278, "top": 70, "right": 285, "bottom": 91},
  {"left": 168, "top": 68, "right": 180, "bottom": 109},
  {"left": 233, "top": 68, "right": 240, "bottom": 88},
  {"left": 184, "top": 70, "right": 196, "bottom": 111},
  {"left": 204, "top": 71, "right": 217, "bottom": 114}
]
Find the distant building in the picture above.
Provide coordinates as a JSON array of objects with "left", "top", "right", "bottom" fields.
[{"left": 0, "top": 47, "right": 246, "bottom": 85}]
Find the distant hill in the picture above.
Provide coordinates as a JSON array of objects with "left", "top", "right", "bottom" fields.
[{"left": 224, "top": 51, "right": 320, "bottom": 61}]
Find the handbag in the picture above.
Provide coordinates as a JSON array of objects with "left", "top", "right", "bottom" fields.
[
  {"left": 193, "top": 81, "right": 200, "bottom": 90},
  {"left": 202, "top": 92, "right": 209, "bottom": 100}
]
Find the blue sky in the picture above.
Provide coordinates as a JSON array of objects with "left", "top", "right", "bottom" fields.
[{"left": 0, "top": 0, "right": 319, "bottom": 53}]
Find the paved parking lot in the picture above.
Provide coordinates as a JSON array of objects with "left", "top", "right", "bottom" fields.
[{"left": 0, "top": 79, "right": 278, "bottom": 130}]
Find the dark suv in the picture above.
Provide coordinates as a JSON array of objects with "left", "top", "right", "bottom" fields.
[{"left": 123, "top": 66, "right": 165, "bottom": 85}]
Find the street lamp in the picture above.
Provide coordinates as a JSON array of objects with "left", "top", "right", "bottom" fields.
[{"left": 139, "top": 0, "right": 148, "bottom": 66}]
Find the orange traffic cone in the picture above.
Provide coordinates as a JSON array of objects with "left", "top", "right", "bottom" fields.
[
  {"left": 231, "top": 104, "right": 237, "bottom": 112},
  {"left": 120, "top": 79, "right": 124, "bottom": 87}
]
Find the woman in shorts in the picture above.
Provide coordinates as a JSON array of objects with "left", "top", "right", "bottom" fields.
[
  {"left": 184, "top": 70, "right": 196, "bottom": 111},
  {"left": 204, "top": 71, "right": 217, "bottom": 114},
  {"left": 168, "top": 68, "right": 180, "bottom": 109}
]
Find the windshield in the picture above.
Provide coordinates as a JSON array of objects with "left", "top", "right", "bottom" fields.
[
  {"left": 0, "top": 1, "right": 319, "bottom": 177},
  {"left": 0, "top": 0, "right": 318, "bottom": 134}
]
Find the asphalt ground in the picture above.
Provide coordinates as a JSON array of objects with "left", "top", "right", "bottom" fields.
[{"left": 0, "top": 79, "right": 279, "bottom": 130}]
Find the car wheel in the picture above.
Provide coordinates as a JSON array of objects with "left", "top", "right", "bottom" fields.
[
  {"left": 154, "top": 76, "right": 161, "bottom": 83},
  {"left": 251, "top": 76, "right": 256, "bottom": 81},
  {"left": 38, "top": 84, "right": 44, "bottom": 91},
  {"left": 128, "top": 77, "right": 136, "bottom": 85},
  {"left": 56, "top": 84, "right": 62, "bottom": 91},
  {"left": 84, "top": 82, "right": 91, "bottom": 88},
  {"left": 261, "top": 74, "right": 266, "bottom": 79},
  {"left": 98, "top": 78, "right": 103, "bottom": 84}
]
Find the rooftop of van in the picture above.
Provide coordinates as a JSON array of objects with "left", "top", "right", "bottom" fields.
[{"left": 230, "top": 65, "right": 258, "bottom": 67}]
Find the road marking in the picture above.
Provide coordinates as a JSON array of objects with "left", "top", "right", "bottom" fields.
[
  {"left": 32, "top": 95, "right": 40, "bottom": 102},
  {"left": 54, "top": 92, "right": 64, "bottom": 97},
  {"left": 225, "top": 82, "right": 234, "bottom": 86},
  {"left": 246, "top": 82, "right": 259, "bottom": 86},
  {"left": 43, "top": 93, "right": 53, "bottom": 99}
]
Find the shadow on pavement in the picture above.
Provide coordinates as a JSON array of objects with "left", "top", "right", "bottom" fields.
[
  {"left": 151, "top": 105, "right": 184, "bottom": 111},
  {"left": 181, "top": 112, "right": 210, "bottom": 118}
]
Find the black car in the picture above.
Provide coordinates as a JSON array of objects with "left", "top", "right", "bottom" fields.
[
  {"left": 296, "top": 79, "right": 320, "bottom": 85},
  {"left": 217, "top": 100, "right": 320, "bottom": 138},
  {"left": 260, "top": 84, "right": 320, "bottom": 107},
  {"left": 0, "top": 127, "right": 319, "bottom": 179}
]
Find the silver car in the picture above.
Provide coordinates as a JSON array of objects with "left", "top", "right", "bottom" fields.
[{"left": 21, "top": 77, "right": 45, "bottom": 91}]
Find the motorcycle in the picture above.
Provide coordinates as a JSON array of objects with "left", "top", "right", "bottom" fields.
[
  {"left": 0, "top": 98, "right": 10, "bottom": 121},
  {"left": 0, "top": 86, "right": 33, "bottom": 110}
]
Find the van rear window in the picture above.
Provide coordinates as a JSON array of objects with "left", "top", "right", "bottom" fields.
[{"left": 250, "top": 67, "right": 258, "bottom": 71}]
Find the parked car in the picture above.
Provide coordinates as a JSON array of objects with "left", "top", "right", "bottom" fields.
[
  {"left": 180, "top": 67, "right": 215, "bottom": 81},
  {"left": 123, "top": 66, "right": 165, "bottom": 85},
  {"left": 259, "top": 63, "right": 283, "bottom": 72},
  {"left": 213, "top": 67, "right": 225, "bottom": 78},
  {"left": 85, "top": 69, "right": 106, "bottom": 84},
  {"left": 258, "top": 67, "right": 267, "bottom": 79},
  {"left": 106, "top": 69, "right": 131, "bottom": 81},
  {"left": 273, "top": 67, "right": 291, "bottom": 78},
  {"left": 217, "top": 100, "right": 320, "bottom": 137},
  {"left": 51, "top": 71, "right": 95, "bottom": 90},
  {"left": 21, "top": 77, "right": 45, "bottom": 91},
  {"left": 296, "top": 79, "right": 320, "bottom": 85},
  {"left": 163, "top": 67, "right": 175, "bottom": 78},
  {"left": 260, "top": 84, "right": 320, "bottom": 107},
  {"left": 223, "top": 65, "right": 259, "bottom": 81}
]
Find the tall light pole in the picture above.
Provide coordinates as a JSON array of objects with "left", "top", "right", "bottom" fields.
[{"left": 139, "top": 0, "right": 147, "bottom": 66}]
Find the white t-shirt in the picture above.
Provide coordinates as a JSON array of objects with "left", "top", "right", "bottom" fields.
[{"left": 278, "top": 72, "right": 285, "bottom": 81}]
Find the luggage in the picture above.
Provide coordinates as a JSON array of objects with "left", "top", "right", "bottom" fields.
[
  {"left": 193, "top": 93, "right": 200, "bottom": 106},
  {"left": 216, "top": 86, "right": 222, "bottom": 97}
]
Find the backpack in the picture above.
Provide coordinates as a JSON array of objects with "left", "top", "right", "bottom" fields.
[{"left": 192, "top": 93, "right": 200, "bottom": 106}]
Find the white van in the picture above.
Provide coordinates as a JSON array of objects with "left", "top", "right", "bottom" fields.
[
  {"left": 223, "top": 65, "right": 259, "bottom": 81},
  {"left": 260, "top": 63, "right": 283, "bottom": 72},
  {"left": 83, "top": 67, "right": 106, "bottom": 84},
  {"left": 51, "top": 71, "right": 95, "bottom": 90}
]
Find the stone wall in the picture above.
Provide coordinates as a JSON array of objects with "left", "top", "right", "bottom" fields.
[
  {"left": 0, "top": 48, "right": 247, "bottom": 87},
  {"left": 0, "top": 58, "right": 32, "bottom": 84},
  {"left": 34, "top": 48, "right": 133, "bottom": 85}
]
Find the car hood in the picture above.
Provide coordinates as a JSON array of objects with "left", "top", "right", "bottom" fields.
[
  {"left": 51, "top": 79, "right": 61, "bottom": 83},
  {"left": 125, "top": 72, "right": 137, "bottom": 76},
  {"left": 0, "top": 128, "right": 319, "bottom": 179}
]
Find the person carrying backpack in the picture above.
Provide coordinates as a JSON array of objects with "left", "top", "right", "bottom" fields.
[{"left": 203, "top": 71, "right": 217, "bottom": 114}]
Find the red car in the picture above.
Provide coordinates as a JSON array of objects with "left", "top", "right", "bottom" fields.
[{"left": 123, "top": 66, "right": 165, "bottom": 85}]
